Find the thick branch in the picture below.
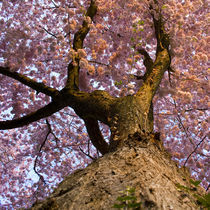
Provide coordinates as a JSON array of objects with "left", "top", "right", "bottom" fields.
[
  {"left": 149, "top": 2, "right": 175, "bottom": 86},
  {"left": 65, "top": 0, "right": 97, "bottom": 90},
  {"left": 135, "top": 4, "right": 170, "bottom": 109},
  {"left": 73, "top": 0, "right": 97, "bottom": 50},
  {"left": 0, "top": 66, "right": 59, "bottom": 98},
  {"left": 137, "top": 48, "right": 154, "bottom": 81},
  {"left": 130, "top": 74, "right": 144, "bottom": 80},
  {"left": 136, "top": 48, "right": 170, "bottom": 104},
  {"left": 84, "top": 118, "right": 109, "bottom": 155},
  {"left": 71, "top": 90, "right": 114, "bottom": 125},
  {"left": 149, "top": 2, "right": 170, "bottom": 54},
  {"left": 0, "top": 101, "right": 65, "bottom": 130},
  {"left": 0, "top": 87, "right": 114, "bottom": 131}
]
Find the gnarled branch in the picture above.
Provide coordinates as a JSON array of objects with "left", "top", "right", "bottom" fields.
[{"left": 0, "top": 66, "right": 59, "bottom": 98}]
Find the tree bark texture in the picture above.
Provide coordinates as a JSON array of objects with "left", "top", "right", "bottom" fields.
[{"left": 28, "top": 138, "right": 205, "bottom": 210}]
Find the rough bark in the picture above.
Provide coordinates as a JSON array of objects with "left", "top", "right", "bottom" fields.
[
  {"left": 28, "top": 136, "right": 205, "bottom": 210},
  {"left": 108, "top": 96, "right": 154, "bottom": 151}
]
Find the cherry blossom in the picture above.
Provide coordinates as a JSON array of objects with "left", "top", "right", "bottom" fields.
[{"left": 0, "top": 0, "right": 209, "bottom": 209}]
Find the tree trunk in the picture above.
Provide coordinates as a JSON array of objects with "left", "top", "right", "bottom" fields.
[
  {"left": 28, "top": 137, "right": 205, "bottom": 210},
  {"left": 109, "top": 95, "right": 154, "bottom": 151}
]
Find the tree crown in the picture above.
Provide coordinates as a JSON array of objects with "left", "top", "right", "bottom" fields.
[{"left": 0, "top": 0, "right": 208, "bottom": 208}]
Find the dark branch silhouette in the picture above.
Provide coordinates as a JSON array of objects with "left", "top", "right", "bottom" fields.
[
  {"left": 184, "top": 135, "right": 207, "bottom": 167},
  {"left": 84, "top": 118, "right": 109, "bottom": 155},
  {"left": 0, "top": 101, "right": 66, "bottom": 130},
  {"left": 137, "top": 48, "right": 154, "bottom": 81},
  {"left": 0, "top": 66, "right": 59, "bottom": 98},
  {"left": 33, "top": 120, "right": 52, "bottom": 184}
]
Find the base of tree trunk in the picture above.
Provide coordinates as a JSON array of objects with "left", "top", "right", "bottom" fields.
[{"left": 29, "top": 136, "right": 205, "bottom": 210}]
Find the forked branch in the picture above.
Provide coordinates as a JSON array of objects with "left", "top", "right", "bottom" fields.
[{"left": 136, "top": 2, "right": 171, "bottom": 104}]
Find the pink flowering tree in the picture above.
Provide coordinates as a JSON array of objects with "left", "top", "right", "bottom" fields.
[{"left": 0, "top": 0, "right": 209, "bottom": 208}]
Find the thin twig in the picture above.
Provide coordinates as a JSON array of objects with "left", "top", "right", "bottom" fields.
[
  {"left": 172, "top": 99, "right": 194, "bottom": 145},
  {"left": 184, "top": 108, "right": 208, "bottom": 112},
  {"left": 88, "top": 60, "right": 109, "bottom": 67},
  {"left": 33, "top": 120, "right": 51, "bottom": 184},
  {"left": 42, "top": 6, "right": 58, "bottom": 10},
  {"left": 183, "top": 135, "right": 207, "bottom": 167},
  {"left": 206, "top": 184, "right": 209, "bottom": 192},
  {"left": 176, "top": 114, "right": 190, "bottom": 139},
  {"left": 87, "top": 139, "right": 90, "bottom": 156},
  {"left": 39, "top": 26, "right": 57, "bottom": 38},
  {"left": 51, "top": 0, "right": 58, "bottom": 8},
  {"left": 79, "top": 146, "right": 96, "bottom": 160},
  {"left": 67, "top": 13, "right": 72, "bottom": 46}
]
